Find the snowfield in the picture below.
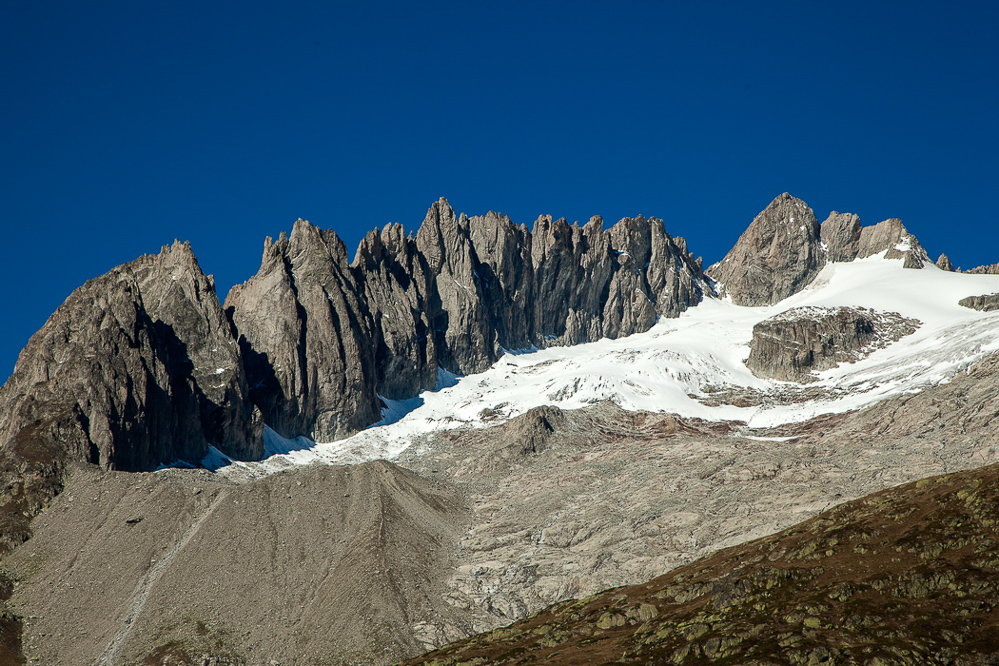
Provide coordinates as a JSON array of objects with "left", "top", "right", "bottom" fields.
[{"left": 204, "top": 254, "right": 999, "bottom": 478}]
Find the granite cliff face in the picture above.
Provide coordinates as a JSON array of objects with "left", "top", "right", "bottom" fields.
[
  {"left": 224, "top": 221, "right": 382, "bottom": 443},
  {"left": 707, "top": 193, "right": 824, "bottom": 307},
  {"left": 710, "top": 193, "right": 931, "bottom": 306},
  {"left": 0, "top": 241, "right": 261, "bottom": 473},
  {"left": 226, "top": 198, "right": 708, "bottom": 441}
]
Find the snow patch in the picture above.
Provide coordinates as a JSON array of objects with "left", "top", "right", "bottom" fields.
[{"left": 212, "top": 255, "right": 999, "bottom": 478}]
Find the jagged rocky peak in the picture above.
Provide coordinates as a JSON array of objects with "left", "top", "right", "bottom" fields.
[
  {"left": 1, "top": 197, "right": 710, "bottom": 455},
  {"left": 0, "top": 242, "right": 261, "bottom": 472},
  {"left": 967, "top": 263, "right": 999, "bottom": 275},
  {"left": 818, "top": 211, "right": 929, "bottom": 268},
  {"left": 712, "top": 195, "right": 937, "bottom": 308},
  {"left": 225, "top": 218, "right": 380, "bottom": 443},
  {"left": 708, "top": 193, "right": 825, "bottom": 307},
  {"left": 465, "top": 210, "right": 535, "bottom": 354},
  {"left": 351, "top": 222, "right": 439, "bottom": 401},
  {"left": 855, "top": 217, "right": 929, "bottom": 268},
  {"left": 414, "top": 199, "right": 501, "bottom": 375},
  {"left": 222, "top": 197, "right": 708, "bottom": 442},
  {"left": 937, "top": 253, "right": 956, "bottom": 271},
  {"left": 819, "top": 211, "right": 862, "bottom": 262}
]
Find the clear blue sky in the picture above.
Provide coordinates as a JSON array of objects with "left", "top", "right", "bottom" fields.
[{"left": 2, "top": 1, "right": 997, "bottom": 380}]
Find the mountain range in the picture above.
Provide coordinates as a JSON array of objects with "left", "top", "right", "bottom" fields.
[{"left": 1, "top": 193, "right": 999, "bottom": 665}]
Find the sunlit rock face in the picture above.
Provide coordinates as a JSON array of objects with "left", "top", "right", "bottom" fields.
[
  {"left": 227, "top": 198, "right": 708, "bottom": 441},
  {"left": 708, "top": 193, "right": 825, "bottom": 306}
]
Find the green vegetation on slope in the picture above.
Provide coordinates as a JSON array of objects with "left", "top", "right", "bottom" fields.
[{"left": 399, "top": 463, "right": 999, "bottom": 665}]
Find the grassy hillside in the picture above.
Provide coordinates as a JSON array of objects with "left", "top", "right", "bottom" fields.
[{"left": 399, "top": 462, "right": 999, "bottom": 665}]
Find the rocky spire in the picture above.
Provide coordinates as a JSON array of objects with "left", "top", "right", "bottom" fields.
[
  {"left": 820, "top": 212, "right": 862, "bottom": 263},
  {"left": 351, "top": 222, "right": 439, "bottom": 400},
  {"left": 708, "top": 193, "right": 825, "bottom": 306},
  {"left": 225, "top": 220, "right": 381, "bottom": 443},
  {"left": 224, "top": 198, "right": 709, "bottom": 441}
]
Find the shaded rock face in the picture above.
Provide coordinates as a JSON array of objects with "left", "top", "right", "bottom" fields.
[
  {"left": 937, "top": 253, "right": 955, "bottom": 271},
  {"left": 0, "top": 242, "right": 261, "bottom": 471},
  {"left": 227, "top": 199, "right": 708, "bottom": 440},
  {"left": 708, "top": 193, "right": 825, "bottom": 306},
  {"left": 959, "top": 294, "right": 999, "bottom": 312},
  {"left": 818, "top": 211, "right": 861, "bottom": 263},
  {"left": 352, "top": 223, "right": 439, "bottom": 400},
  {"left": 746, "top": 306, "right": 921, "bottom": 382},
  {"left": 224, "top": 221, "right": 381, "bottom": 443},
  {"left": 415, "top": 201, "right": 505, "bottom": 374}
]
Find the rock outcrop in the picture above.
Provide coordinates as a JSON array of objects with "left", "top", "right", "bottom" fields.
[
  {"left": 708, "top": 193, "right": 825, "bottom": 306},
  {"left": 415, "top": 202, "right": 506, "bottom": 374},
  {"left": 959, "top": 294, "right": 999, "bottom": 312},
  {"left": 818, "top": 211, "right": 862, "bottom": 263},
  {"left": 351, "top": 223, "right": 439, "bottom": 400},
  {"left": 710, "top": 195, "right": 934, "bottom": 306},
  {"left": 226, "top": 199, "right": 708, "bottom": 440},
  {"left": 854, "top": 217, "right": 929, "bottom": 268},
  {"left": 0, "top": 242, "right": 261, "bottom": 472},
  {"left": 937, "top": 253, "right": 955, "bottom": 271},
  {"left": 966, "top": 263, "right": 999, "bottom": 275},
  {"left": 224, "top": 221, "right": 381, "bottom": 442},
  {"left": 746, "top": 306, "right": 920, "bottom": 382}
]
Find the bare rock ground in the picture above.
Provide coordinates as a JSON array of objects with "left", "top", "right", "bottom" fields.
[
  {"left": 394, "top": 352, "right": 999, "bottom": 636},
  {"left": 4, "top": 462, "right": 470, "bottom": 665},
  {"left": 6, "top": 351, "right": 999, "bottom": 665}
]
